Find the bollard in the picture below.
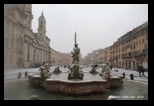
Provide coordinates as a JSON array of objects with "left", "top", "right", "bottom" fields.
[
  {"left": 18, "top": 72, "right": 21, "bottom": 79},
  {"left": 115, "top": 70, "right": 118, "bottom": 72},
  {"left": 122, "top": 72, "right": 125, "bottom": 78},
  {"left": 130, "top": 74, "right": 134, "bottom": 80},
  {"left": 25, "top": 71, "right": 28, "bottom": 78}
]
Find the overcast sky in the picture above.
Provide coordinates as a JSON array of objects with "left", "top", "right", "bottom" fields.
[{"left": 32, "top": 4, "right": 148, "bottom": 57}]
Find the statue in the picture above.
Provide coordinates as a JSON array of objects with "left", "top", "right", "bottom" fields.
[
  {"left": 71, "top": 32, "right": 80, "bottom": 64},
  {"left": 89, "top": 65, "right": 98, "bottom": 74},
  {"left": 39, "top": 62, "right": 51, "bottom": 79},
  {"left": 68, "top": 61, "right": 84, "bottom": 79},
  {"left": 100, "top": 63, "right": 111, "bottom": 80},
  {"left": 53, "top": 66, "right": 62, "bottom": 74},
  {"left": 68, "top": 32, "right": 84, "bottom": 79},
  {"left": 71, "top": 43, "right": 80, "bottom": 64}
]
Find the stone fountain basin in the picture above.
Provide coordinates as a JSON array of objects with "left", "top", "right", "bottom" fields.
[
  {"left": 28, "top": 72, "right": 123, "bottom": 95},
  {"left": 4, "top": 79, "right": 148, "bottom": 100}
]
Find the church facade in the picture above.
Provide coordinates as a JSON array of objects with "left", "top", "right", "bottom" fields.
[{"left": 4, "top": 4, "right": 50, "bottom": 68}]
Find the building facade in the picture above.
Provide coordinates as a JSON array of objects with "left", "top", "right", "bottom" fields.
[
  {"left": 84, "top": 21, "right": 148, "bottom": 70},
  {"left": 60, "top": 53, "right": 72, "bottom": 66},
  {"left": 109, "top": 21, "right": 148, "bottom": 69},
  {"left": 4, "top": 4, "right": 50, "bottom": 68},
  {"left": 50, "top": 48, "right": 60, "bottom": 66}
]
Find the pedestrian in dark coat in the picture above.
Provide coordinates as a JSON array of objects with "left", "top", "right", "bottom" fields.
[
  {"left": 137, "top": 64, "right": 142, "bottom": 77},
  {"left": 141, "top": 66, "right": 146, "bottom": 77}
]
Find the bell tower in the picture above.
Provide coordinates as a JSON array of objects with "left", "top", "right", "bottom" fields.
[{"left": 37, "top": 11, "right": 46, "bottom": 41}]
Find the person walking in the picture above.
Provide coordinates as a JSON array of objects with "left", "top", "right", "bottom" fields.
[
  {"left": 141, "top": 66, "right": 146, "bottom": 77},
  {"left": 137, "top": 64, "right": 142, "bottom": 77}
]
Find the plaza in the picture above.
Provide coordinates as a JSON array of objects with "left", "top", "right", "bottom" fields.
[{"left": 4, "top": 4, "right": 148, "bottom": 100}]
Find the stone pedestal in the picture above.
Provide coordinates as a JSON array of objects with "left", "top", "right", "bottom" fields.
[{"left": 68, "top": 65, "right": 84, "bottom": 79}]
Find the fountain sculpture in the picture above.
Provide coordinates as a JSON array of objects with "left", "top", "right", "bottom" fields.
[
  {"left": 68, "top": 32, "right": 84, "bottom": 79},
  {"left": 28, "top": 32, "right": 124, "bottom": 95},
  {"left": 89, "top": 65, "right": 99, "bottom": 74}
]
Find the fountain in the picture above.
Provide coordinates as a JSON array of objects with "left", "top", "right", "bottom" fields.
[{"left": 27, "top": 32, "right": 124, "bottom": 95}]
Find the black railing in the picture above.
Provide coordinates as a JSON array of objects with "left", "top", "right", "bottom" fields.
[
  {"left": 122, "top": 55, "right": 132, "bottom": 59},
  {"left": 134, "top": 54, "right": 144, "bottom": 58}
]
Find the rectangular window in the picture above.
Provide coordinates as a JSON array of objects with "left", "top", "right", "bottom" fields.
[
  {"left": 136, "top": 41, "right": 138, "bottom": 46},
  {"left": 128, "top": 52, "right": 132, "bottom": 57},
  {"left": 146, "top": 44, "right": 148, "bottom": 51},
  {"left": 130, "top": 44, "right": 132, "bottom": 49},
  {"left": 139, "top": 40, "right": 141, "bottom": 44},
  {"left": 142, "top": 39, "right": 144, "bottom": 44}
]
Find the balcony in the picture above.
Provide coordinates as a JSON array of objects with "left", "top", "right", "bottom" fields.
[
  {"left": 134, "top": 54, "right": 145, "bottom": 58},
  {"left": 122, "top": 55, "right": 132, "bottom": 59}
]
